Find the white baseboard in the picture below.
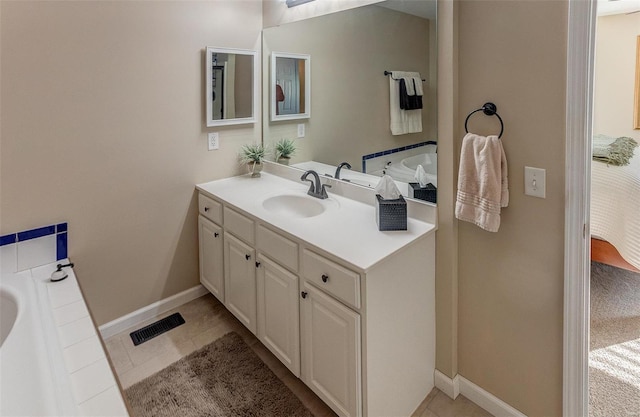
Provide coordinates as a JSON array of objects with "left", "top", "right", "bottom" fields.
[
  {"left": 98, "top": 285, "right": 209, "bottom": 339},
  {"left": 434, "top": 369, "right": 460, "bottom": 399},
  {"left": 434, "top": 370, "right": 527, "bottom": 417}
]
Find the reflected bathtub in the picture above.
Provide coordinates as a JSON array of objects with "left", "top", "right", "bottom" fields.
[{"left": 385, "top": 153, "right": 437, "bottom": 186}]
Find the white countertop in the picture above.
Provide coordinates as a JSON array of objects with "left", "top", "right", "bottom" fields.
[{"left": 196, "top": 173, "right": 435, "bottom": 272}]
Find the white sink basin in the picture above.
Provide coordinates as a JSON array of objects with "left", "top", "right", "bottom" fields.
[{"left": 262, "top": 193, "right": 338, "bottom": 219}]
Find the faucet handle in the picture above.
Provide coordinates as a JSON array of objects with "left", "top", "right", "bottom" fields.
[{"left": 320, "top": 183, "right": 332, "bottom": 199}]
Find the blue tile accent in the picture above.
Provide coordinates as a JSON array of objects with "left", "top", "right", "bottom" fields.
[
  {"left": 56, "top": 223, "right": 68, "bottom": 233},
  {"left": 17, "top": 225, "right": 56, "bottom": 242},
  {"left": 56, "top": 232, "right": 68, "bottom": 261},
  {"left": 361, "top": 141, "right": 438, "bottom": 174},
  {"left": 0, "top": 234, "right": 17, "bottom": 246}
]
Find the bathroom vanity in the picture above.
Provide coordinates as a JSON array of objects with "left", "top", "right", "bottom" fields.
[{"left": 196, "top": 171, "right": 436, "bottom": 417}]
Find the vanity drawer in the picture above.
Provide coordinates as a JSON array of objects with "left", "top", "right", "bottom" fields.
[
  {"left": 302, "top": 249, "right": 360, "bottom": 309},
  {"left": 199, "top": 194, "right": 222, "bottom": 224},
  {"left": 257, "top": 225, "right": 299, "bottom": 272},
  {"left": 224, "top": 206, "right": 255, "bottom": 244}
]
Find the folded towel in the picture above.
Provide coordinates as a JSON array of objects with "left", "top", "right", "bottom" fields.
[
  {"left": 592, "top": 134, "right": 638, "bottom": 166},
  {"left": 413, "top": 76, "right": 424, "bottom": 96},
  {"left": 390, "top": 71, "right": 422, "bottom": 135},
  {"left": 402, "top": 77, "right": 416, "bottom": 95},
  {"left": 455, "top": 133, "right": 509, "bottom": 232},
  {"left": 399, "top": 79, "right": 423, "bottom": 110}
]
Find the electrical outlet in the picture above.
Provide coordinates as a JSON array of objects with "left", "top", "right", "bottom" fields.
[
  {"left": 524, "top": 166, "right": 546, "bottom": 198},
  {"left": 297, "top": 124, "right": 305, "bottom": 138},
  {"left": 208, "top": 132, "right": 219, "bottom": 151}
]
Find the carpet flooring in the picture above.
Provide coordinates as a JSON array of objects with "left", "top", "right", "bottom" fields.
[
  {"left": 589, "top": 261, "right": 640, "bottom": 417},
  {"left": 124, "top": 332, "right": 314, "bottom": 417}
]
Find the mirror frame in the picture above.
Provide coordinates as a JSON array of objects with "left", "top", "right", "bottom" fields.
[
  {"left": 206, "top": 46, "right": 258, "bottom": 127},
  {"left": 270, "top": 52, "right": 311, "bottom": 121}
]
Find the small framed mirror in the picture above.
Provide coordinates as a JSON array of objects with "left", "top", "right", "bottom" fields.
[
  {"left": 270, "top": 52, "right": 311, "bottom": 121},
  {"left": 206, "top": 47, "right": 258, "bottom": 127}
]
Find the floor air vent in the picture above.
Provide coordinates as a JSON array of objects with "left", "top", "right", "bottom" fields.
[{"left": 130, "top": 312, "right": 185, "bottom": 346}]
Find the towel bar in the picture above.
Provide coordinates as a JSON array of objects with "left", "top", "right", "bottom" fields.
[
  {"left": 384, "top": 70, "right": 426, "bottom": 82},
  {"left": 464, "top": 102, "right": 504, "bottom": 138}
]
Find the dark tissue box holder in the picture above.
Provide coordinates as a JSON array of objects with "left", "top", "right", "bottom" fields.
[
  {"left": 409, "top": 182, "right": 437, "bottom": 204},
  {"left": 375, "top": 194, "right": 407, "bottom": 231}
]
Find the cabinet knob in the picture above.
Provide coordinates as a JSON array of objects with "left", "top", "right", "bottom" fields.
[
  {"left": 245, "top": 254, "right": 251, "bottom": 260},
  {"left": 301, "top": 291, "right": 308, "bottom": 299},
  {"left": 204, "top": 207, "right": 210, "bottom": 212},
  {"left": 255, "top": 261, "right": 261, "bottom": 268},
  {"left": 321, "top": 274, "right": 329, "bottom": 283},
  {"left": 214, "top": 232, "right": 219, "bottom": 238}
]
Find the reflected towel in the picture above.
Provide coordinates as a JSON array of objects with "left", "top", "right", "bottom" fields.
[
  {"left": 455, "top": 133, "right": 509, "bottom": 232},
  {"left": 390, "top": 71, "right": 422, "bottom": 135},
  {"left": 399, "top": 78, "right": 423, "bottom": 110}
]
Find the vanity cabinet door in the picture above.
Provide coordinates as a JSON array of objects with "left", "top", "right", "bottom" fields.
[
  {"left": 256, "top": 254, "right": 300, "bottom": 377},
  {"left": 300, "top": 282, "right": 361, "bottom": 417},
  {"left": 224, "top": 233, "right": 257, "bottom": 334},
  {"left": 199, "top": 216, "right": 224, "bottom": 302}
]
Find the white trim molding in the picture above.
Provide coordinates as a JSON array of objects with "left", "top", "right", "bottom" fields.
[
  {"left": 435, "top": 371, "right": 527, "bottom": 417},
  {"left": 564, "top": 0, "right": 596, "bottom": 416},
  {"left": 98, "top": 285, "right": 209, "bottom": 339},
  {"left": 434, "top": 369, "right": 460, "bottom": 400}
]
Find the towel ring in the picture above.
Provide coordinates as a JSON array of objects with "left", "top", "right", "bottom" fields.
[{"left": 464, "top": 102, "right": 504, "bottom": 138}]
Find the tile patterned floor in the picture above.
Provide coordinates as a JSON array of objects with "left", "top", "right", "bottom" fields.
[{"left": 103, "top": 294, "right": 492, "bottom": 417}]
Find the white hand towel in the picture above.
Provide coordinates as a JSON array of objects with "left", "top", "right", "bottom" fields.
[
  {"left": 455, "top": 133, "right": 509, "bottom": 232},
  {"left": 389, "top": 71, "right": 422, "bottom": 135},
  {"left": 403, "top": 77, "right": 416, "bottom": 95},
  {"left": 413, "top": 77, "right": 424, "bottom": 96}
]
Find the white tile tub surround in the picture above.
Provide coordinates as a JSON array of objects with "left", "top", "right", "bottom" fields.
[
  {"left": 17, "top": 234, "right": 57, "bottom": 271},
  {"left": 0, "top": 261, "right": 129, "bottom": 416},
  {"left": 1, "top": 223, "right": 68, "bottom": 274}
]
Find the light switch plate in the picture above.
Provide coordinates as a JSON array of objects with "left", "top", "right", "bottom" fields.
[
  {"left": 297, "top": 124, "right": 305, "bottom": 138},
  {"left": 208, "top": 132, "right": 219, "bottom": 150},
  {"left": 524, "top": 166, "right": 546, "bottom": 198}
]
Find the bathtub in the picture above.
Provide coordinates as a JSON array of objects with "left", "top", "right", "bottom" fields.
[
  {"left": 0, "top": 261, "right": 128, "bottom": 416},
  {"left": 384, "top": 153, "right": 438, "bottom": 186}
]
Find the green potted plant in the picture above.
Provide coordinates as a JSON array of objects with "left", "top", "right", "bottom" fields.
[
  {"left": 275, "top": 138, "right": 296, "bottom": 165},
  {"left": 239, "top": 143, "right": 266, "bottom": 177}
]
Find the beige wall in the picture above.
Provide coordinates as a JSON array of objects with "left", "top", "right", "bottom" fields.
[
  {"left": 262, "top": 4, "right": 436, "bottom": 168},
  {"left": 0, "top": 1, "right": 262, "bottom": 325},
  {"left": 594, "top": 13, "right": 640, "bottom": 140},
  {"left": 456, "top": 1, "right": 567, "bottom": 415}
]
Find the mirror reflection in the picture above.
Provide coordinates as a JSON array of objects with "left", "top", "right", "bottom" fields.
[
  {"left": 271, "top": 52, "right": 311, "bottom": 121},
  {"left": 262, "top": 0, "right": 437, "bottom": 204},
  {"left": 206, "top": 47, "right": 257, "bottom": 127}
]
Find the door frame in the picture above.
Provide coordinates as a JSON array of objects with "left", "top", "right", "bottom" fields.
[{"left": 564, "top": 0, "right": 597, "bottom": 415}]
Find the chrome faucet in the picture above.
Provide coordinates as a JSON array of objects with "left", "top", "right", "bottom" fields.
[
  {"left": 301, "top": 170, "right": 331, "bottom": 199},
  {"left": 334, "top": 162, "right": 352, "bottom": 180}
]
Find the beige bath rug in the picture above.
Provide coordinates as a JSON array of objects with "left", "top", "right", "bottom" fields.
[{"left": 124, "top": 332, "right": 314, "bottom": 417}]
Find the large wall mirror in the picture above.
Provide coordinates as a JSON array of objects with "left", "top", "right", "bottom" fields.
[
  {"left": 206, "top": 47, "right": 258, "bottom": 127},
  {"left": 262, "top": 0, "right": 438, "bottom": 204},
  {"left": 271, "top": 52, "right": 311, "bottom": 121}
]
